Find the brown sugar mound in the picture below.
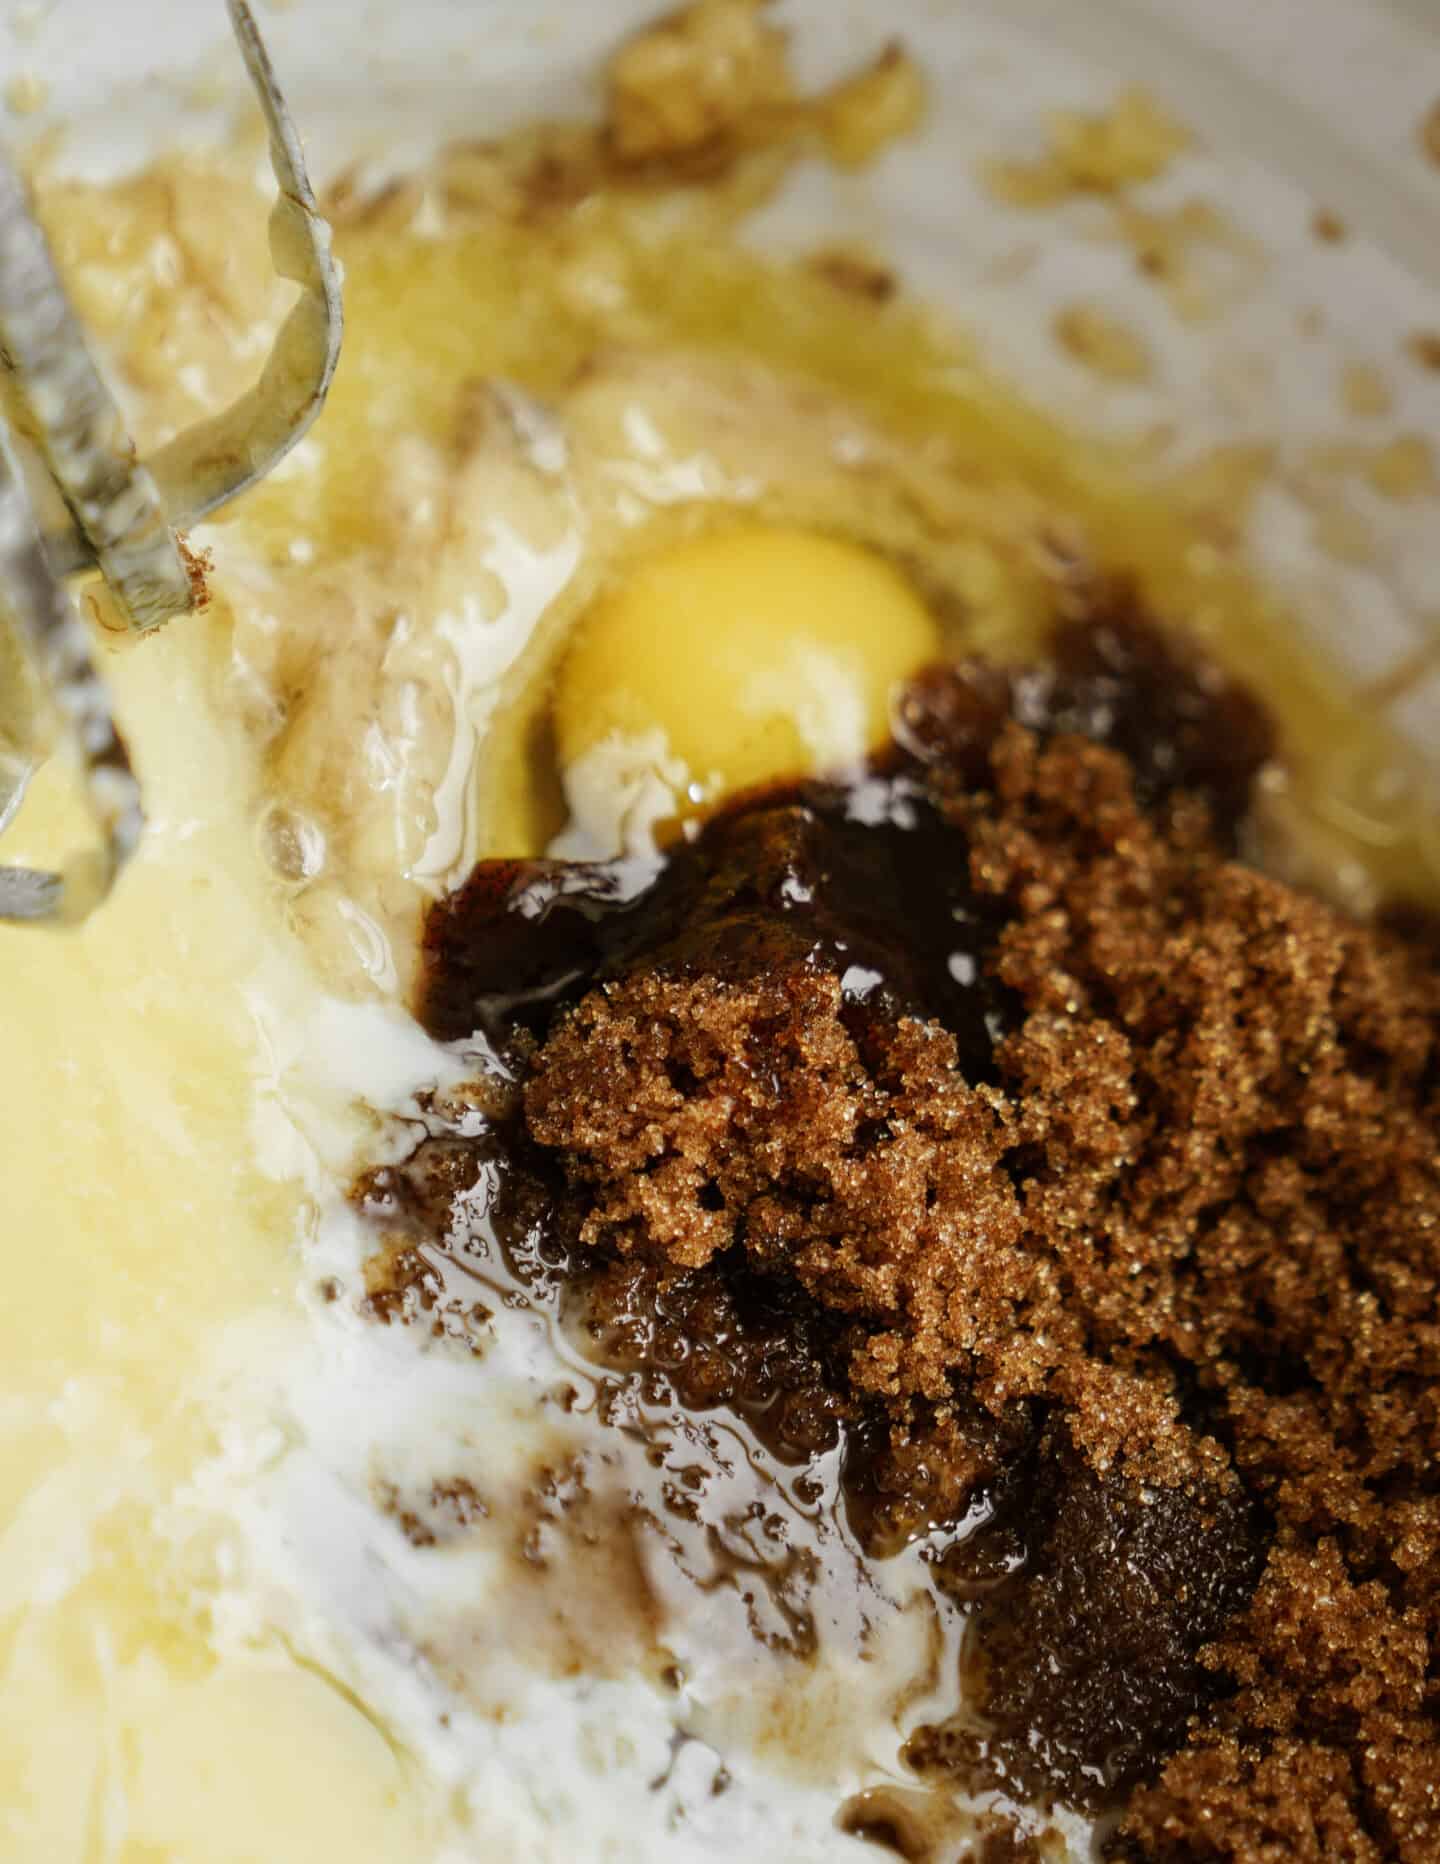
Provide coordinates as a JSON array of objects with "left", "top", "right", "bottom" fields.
[
  {"left": 402, "top": 608, "right": 1438, "bottom": 1851},
  {"left": 517, "top": 662, "right": 1440, "bottom": 1854},
  {"left": 527, "top": 965, "right": 1022, "bottom": 1397},
  {"left": 527, "top": 713, "right": 1440, "bottom": 1494}
]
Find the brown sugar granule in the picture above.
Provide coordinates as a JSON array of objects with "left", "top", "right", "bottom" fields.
[
  {"left": 809, "top": 243, "right": 899, "bottom": 303},
  {"left": 1312, "top": 207, "right": 1348, "bottom": 244},
  {"left": 1405, "top": 329, "right": 1440, "bottom": 373},
  {"left": 411, "top": 609, "right": 1440, "bottom": 1853},
  {"left": 1053, "top": 302, "right": 1153, "bottom": 383},
  {"left": 1420, "top": 99, "right": 1440, "bottom": 170}
]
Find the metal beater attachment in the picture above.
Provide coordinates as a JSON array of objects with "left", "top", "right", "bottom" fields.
[{"left": 0, "top": 0, "right": 342, "bottom": 924}]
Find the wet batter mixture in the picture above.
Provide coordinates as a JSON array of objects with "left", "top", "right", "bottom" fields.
[{"left": 5, "top": 2, "right": 1439, "bottom": 1859}]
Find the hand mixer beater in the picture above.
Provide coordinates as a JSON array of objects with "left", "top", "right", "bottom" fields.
[{"left": 0, "top": 0, "right": 341, "bottom": 922}]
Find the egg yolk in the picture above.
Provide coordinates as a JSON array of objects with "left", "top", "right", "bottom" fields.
[{"left": 552, "top": 525, "right": 942, "bottom": 818}]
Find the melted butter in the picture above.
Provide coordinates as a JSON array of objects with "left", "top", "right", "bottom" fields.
[
  {"left": 42, "top": 141, "right": 1437, "bottom": 941},
  {"left": 238, "top": 163, "right": 1440, "bottom": 911},
  {"left": 0, "top": 629, "right": 440, "bottom": 1859}
]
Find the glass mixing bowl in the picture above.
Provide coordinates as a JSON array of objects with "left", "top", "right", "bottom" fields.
[{"left": 3, "top": 6, "right": 1439, "bottom": 1861}]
